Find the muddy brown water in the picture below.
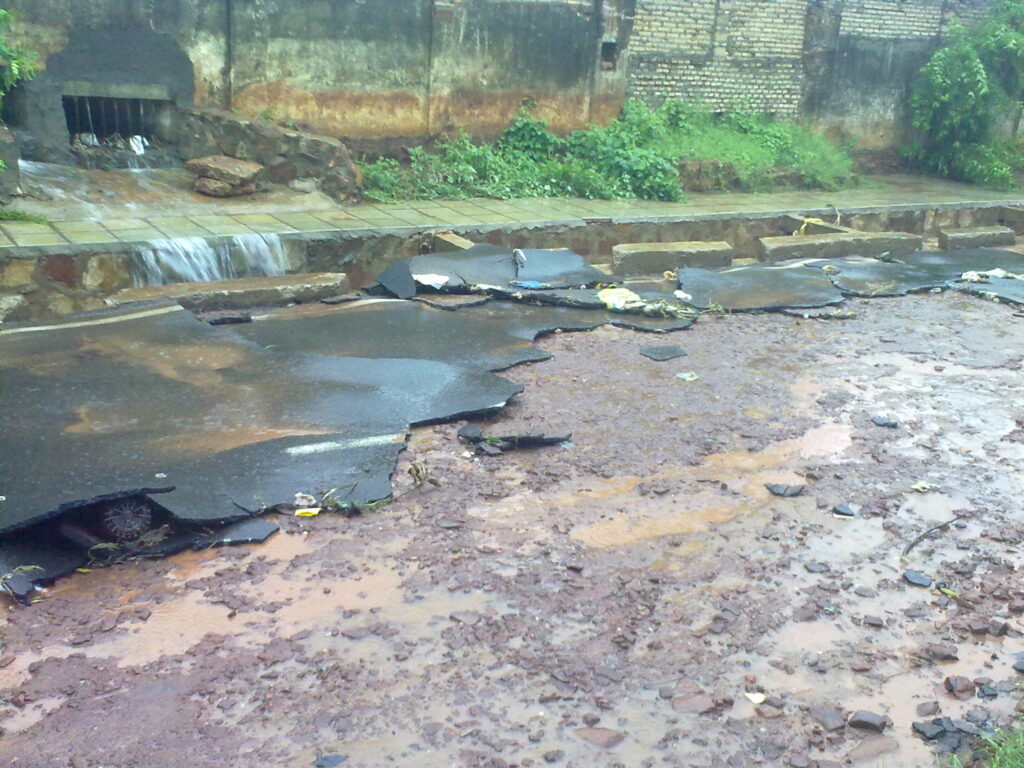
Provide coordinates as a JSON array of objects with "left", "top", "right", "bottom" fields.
[{"left": 2, "top": 293, "right": 1024, "bottom": 768}]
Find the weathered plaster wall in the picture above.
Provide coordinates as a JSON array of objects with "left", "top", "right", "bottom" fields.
[{"left": 0, "top": 0, "right": 997, "bottom": 153}]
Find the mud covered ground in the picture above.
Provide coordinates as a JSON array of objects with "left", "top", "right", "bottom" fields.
[{"left": 2, "top": 292, "right": 1024, "bottom": 768}]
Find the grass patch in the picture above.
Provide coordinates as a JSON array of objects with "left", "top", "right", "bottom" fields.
[
  {"left": 361, "top": 99, "right": 856, "bottom": 203},
  {"left": 0, "top": 207, "right": 50, "bottom": 225},
  {"left": 947, "top": 720, "right": 1024, "bottom": 767}
]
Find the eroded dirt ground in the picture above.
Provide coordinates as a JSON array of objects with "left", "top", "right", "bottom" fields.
[{"left": 2, "top": 292, "right": 1024, "bottom": 768}]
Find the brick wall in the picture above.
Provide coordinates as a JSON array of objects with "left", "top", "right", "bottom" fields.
[{"left": 626, "top": 0, "right": 994, "bottom": 134}]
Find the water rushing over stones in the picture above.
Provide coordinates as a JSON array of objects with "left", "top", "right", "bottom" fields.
[{"left": 129, "top": 234, "right": 289, "bottom": 287}]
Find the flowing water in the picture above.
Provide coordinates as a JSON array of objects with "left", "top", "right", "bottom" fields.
[{"left": 129, "top": 233, "right": 289, "bottom": 286}]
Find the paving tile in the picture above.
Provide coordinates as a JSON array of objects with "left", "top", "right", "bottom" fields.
[
  {"left": 202, "top": 225, "right": 257, "bottom": 236},
  {"left": 188, "top": 215, "right": 242, "bottom": 227},
  {"left": 112, "top": 229, "right": 168, "bottom": 242},
  {"left": 11, "top": 233, "right": 68, "bottom": 246},
  {"left": 53, "top": 220, "right": 109, "bottom": 234},
  {"left": 148, "top": 215, "right": 197, "bottom": 229},
  {"left": 231, "top": 214, "right": 289, "bottom": 227},
  {"left": 154, "top": 227, "right": 213, "bottom": 239},
  {"left": 64, "top": 231, "right": 118, "bottom": 244},
  {"left": 102, "top": 218, "right": 151, "bottom": 231},
  {"left": 1, "top": 221, "right": 57, "bottom": 235}
]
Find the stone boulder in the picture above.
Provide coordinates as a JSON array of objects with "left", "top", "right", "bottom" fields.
[
  {"left": 174, "top": 108, "right": 361, "bottom": 203},
  {"left": 185, "top": 155, "right": 264, "bottom": 186},
  {"left": 193, "top": 177, "right": 259, "bottom": 198}
]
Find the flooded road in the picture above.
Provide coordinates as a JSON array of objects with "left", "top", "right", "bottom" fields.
[{"left": 2, "top": 293, "right": 1023, "bottom": 767}]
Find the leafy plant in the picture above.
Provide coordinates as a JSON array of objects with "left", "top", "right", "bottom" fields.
[
  {"left": 0, "top": 208, "right": 50, "bottom": 224},
  {"left": 908, "top": 0, "right": 1024, "bottom": 188},
  {"left": 361, "top": 100, "right": 854, "bottom": 203},
  {"left": 0, "top": 10, "right": 35, "bottom": 98}
]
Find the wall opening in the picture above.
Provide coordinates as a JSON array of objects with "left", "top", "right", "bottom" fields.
[
  {"left": 601, "top": 41, "right": 619, "bottom": 71},
  {"left": 62, "top": 95, "right": 166, "bottom": 145}
]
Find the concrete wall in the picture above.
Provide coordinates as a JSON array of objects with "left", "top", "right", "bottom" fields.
[{"left": 0, "top": 0, "right": 997, "bottom": 154}]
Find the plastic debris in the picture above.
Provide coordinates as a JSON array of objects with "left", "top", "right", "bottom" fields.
[
  {"left": 294, "top": 493, "right": 318, "bottom": 507},
  {"left": 911, "top": 481, "right": 939, "bottom": 493},
  {"left": 676, "top": 371, "right": 699, "bottom": 382},
  {"left": 294, "top": 508, "right": 321, "bottom": 517},
  {"left": 744, "top": 692, "right": 767, "bottom": 705},
  {"left": 413, "top": 273, "right": 450, "bottom": 289}
]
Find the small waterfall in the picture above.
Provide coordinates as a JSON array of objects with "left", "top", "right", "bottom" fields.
[{"left": 130, "top": 234, "right": 289, "bottom": 287}]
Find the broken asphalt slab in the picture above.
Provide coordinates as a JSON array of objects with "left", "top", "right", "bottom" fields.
[
  {"left": 377, "top": 244, "right": 606, "bottom": 296},
  {"left": 0, "top": 302, "right": 523, "bottom": 593},
  {"left": 677, "top": 264, "right": 845, "bottom": 311}
]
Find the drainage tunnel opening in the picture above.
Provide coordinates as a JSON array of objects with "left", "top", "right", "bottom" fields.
[{"left": 62, "top": 95, "right": 166, "bottom": 144}]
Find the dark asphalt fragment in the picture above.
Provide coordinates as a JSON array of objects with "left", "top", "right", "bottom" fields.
[
  {"left": 640, "top": 344, "right": 687, "bottom": 361},
  {"left": 458, "top": 423, "right": 571, "bottom": 454},
  {"left": 376, "top": 259, "right": 417, "bottom": 299},
  {"left": 765, "top": 483, "right": 806, "bottom": 498},
  {"left": 903, "top": 570, "right": 932, "bottom": 588}
]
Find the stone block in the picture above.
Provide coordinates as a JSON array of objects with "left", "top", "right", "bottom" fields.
[
  {"left": 193, "top": 177, "right": 258, "bottom": 198},
  {"left": 0, "top": 258, "right": 35, "bottom": 288},
  {"left": 938, "top": 226, "right": 1016, "bottom": 250},
  {"left": 758, "top": 232, "right": 921, "bottom": 261},
  {"left": 185, "top": 155, "right": 264, "bottom": 186},
  {"left": 432, "top": 231, "right": 476, "bottom": 252},
  {"left": 612, "top": 241, "right": 733, "bottom": 275},
  {"left": 107, "top": 272, "right": 351, "bottom": 311}
]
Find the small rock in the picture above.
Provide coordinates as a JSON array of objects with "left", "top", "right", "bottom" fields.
[
  {"left": 871, "top": 416, "right": 899, "bottom": 428},
  {"left": 862, "top": 615, "right": 884, "bottom": 628},
  {"left": 913, "top": 720, "right": 945, "bottom": 740},
  {"left": 582, "top": 713, "right": 601, "bottom": 726},
  {"left": 1012, "top": 659, "right": 1024, "bottom": 675},
  {"left": 0, "top": 655, "right": 15, "bottom": 668},
  {"left": 450, "top": 611, "right": 481, "bottom": 626},
  {"left": 810, "top": 707, "right": 846, "bottom": 732},
  {"left": 804, "top": 562, "right": 830, "bottom": 574},
  {"left": 917, "top": 701, "right": 941, "bottom": 717},
  {"left": 854, "top": 586, "right": 876, "bottom": 598},
  {"left": 671, "top": 693, "right": 715, "bottom": 714},
  {"left": 989, "top": 619, "right": 1010, "bottom": 637},
  {"left": 845, "top": 735, "right": 899, "bottom": 761},
  {"left": 789, "top": 754, "right": 812, "bottom": 768},
  {"left": 313, "top": 755, "right": 347, "bottom": 768},
  {"left": 543, "top": 750, "right": 564, "bottom": 763},
  {"left": 924, "top": 643, "right": 959, "bottom": 662},
  {"left": 574, "top": 727, "right": 625, "bottom": 748},
  {"left": 903, "top": 570, "right": 932, "bottom": 588},
  {"left": 944, "top": 676, "right": 976, "bottom": 700},
  {"left": 968, "top": 619, "right": 989, "bottom": 636},
  {"left": 1008, "top": 600, "right": 1024, "bottom": 614},
  {"left": 848, "top": 710, "right": 887, "bottom": 733},
  {"left": 765, "top": 483, "right": 806, "bottom": 498},
  {"left": 193, "top": 176, "right": 258, "bottom": 198},
  {"left": 436, "top": 519, "right": 463, "bottom": 529},
  {"left": 658, "top": 686, "right": 674, "bottom": 700},
  {"left": 832, "top": 504, "right": 856, "bottom": 518},
  {"left": 341, "top": 627, "right": 370, "bottom": 640},
  {"left": 757, "top": 703, "right": 784, "bottom": 718}
]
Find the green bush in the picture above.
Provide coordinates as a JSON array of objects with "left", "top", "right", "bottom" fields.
[
  {"left": 908, "top": 0, "right": 1024, "bottom": 188},
  {"left": 362, "top": 99, "right": 855, "bottom": 203}
]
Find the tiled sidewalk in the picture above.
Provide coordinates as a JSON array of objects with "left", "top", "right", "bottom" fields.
[{"left": 3, "top": 176, "right": 1023, "bottom": 248}]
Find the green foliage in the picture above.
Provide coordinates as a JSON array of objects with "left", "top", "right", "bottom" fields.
[
  {"left": 0, "top": 10, "right": 35, "bottom": 98},
  {"left": 908, "top": 0, "right": 1024, "bottom": 188},
  {"left": 0, "top": 208, "right": 49, "bottom": 224},
  {"left": 362, "top": 99, "right": 855, "bottom": 203},
  {"left": 949, "top": 720, "right": 1024, "bottom": 768}
]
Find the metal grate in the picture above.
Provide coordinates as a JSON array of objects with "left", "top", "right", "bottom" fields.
[{"left": 61, "top": 95, "right": 163, "bottom": 142}]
